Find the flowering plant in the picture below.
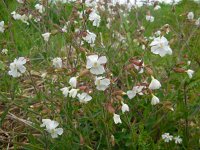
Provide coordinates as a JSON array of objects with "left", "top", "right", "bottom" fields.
[{"left": 0, "top": 0, "right": 199, "bottom": 149}]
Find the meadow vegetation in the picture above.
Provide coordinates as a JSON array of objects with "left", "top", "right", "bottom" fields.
[{"left": 0, "top": 0, "right": 200, "bottom": 149}]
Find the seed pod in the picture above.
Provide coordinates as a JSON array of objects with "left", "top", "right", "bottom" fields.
[
  {"left": 86, "top": 8, "right": 92, "bottom": 14},
  {"left": 82, "top": 31, "right": 87, "bottom": 37},
  {"left": 145, "top": 66, "right": 153, "bottom": 75},
  {"left": 112, "top": 90, "right": 125, "bottom": 96},
  {"left": 173, "top": 67, "right": 186, "bottom": 73},
  {"left": 124, "top": 64, "right": 134, "bottom": 70},
  {"left": 111, "top": 135, "right": 115, "bottom": 146},
  {"left": 116, "top": 95, "right": 123, "bottom": 101},
  {"left": 176, "top": 61, "right": 185, "bottom": 66},
  {"left": 163, "top": 101, "right": 174, "bottom": 112},
  {"left": 106, "top": 103, "right": 115, "bottom": 114},
  {"left": 80, "top": 47, "right": 86, "bottom": 52},
  {"left": 80, "top": 135, "right": 84, "bottom": 145},
  {"left": 79, "top": 86, "right": 87, "bottom": 91},
  {"left": 51, "top": 30, "right": 59, "bottom": 35},
  {"left": 79, "top": 69, "right": 90, "bottom": 77}
]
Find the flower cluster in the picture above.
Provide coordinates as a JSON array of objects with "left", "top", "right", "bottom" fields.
[
  {"left": 40, "top": 119, "right": 63, "bottom": 138},
  {"left": 1, "top": 0, "right": 198, "bottom": 145},
  {"left": 162, "top": 133, "right": 182, "bottom": 144},
  {"left": 8, "top": 57, "right": 27, "bottom": 78}
]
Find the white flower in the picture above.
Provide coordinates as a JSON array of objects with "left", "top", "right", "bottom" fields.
[
  {"left": 162, "top": 133, "right": 173, "bottom": 143},
  {"left": 40, "top": 119, "right": 51, "bottom": 127},
  {"left": 83, "top": 30, "right": 96, "bottom": 44},
  {"left": 187, "top": 12, "right": 194, "bottom": 20},
  {"left": 8, "top": 57, "right": 26, "bottom": 78},
  {"left": 34, "top": 17, "right": 41, "bottom": 22},
  {"left": 29, "top": 14, "right": 32, "bottom": 19},
  {"left": 146, "top": 15, "right": 154, "bottom": 22},
  {"left": 186, "top": 69, "right": 194, "bottom": 79},
  {"left": 85, "top": 0, "right": 97, "bottom": 8},
  {"left": 150, "top": 36, "right": 172, "bottom": 57},
  {"left": 60, "top": 87, "right": 69, "bottom": 97},
  {"left": 155, "top": 30, "right": 161, "bottom": 36},
  {"left": 62, "top": 25, "right": 67, "bottom": 33},
  {"left": 0, "top": 21, "right": 5, "bottom": 33},
  {"left": 151, "top": 95, "right": 160, "bottom": 105},
  {"left": 127, "top": 86, "right": 144, "bottom": 99},
  {"left": 121, "top": 102, "right": 129, "bottom": 113},
  {"left": 35, "top": 4, "right": 45, "bottom": 14},
  {"left": 11, "top": 12, "right": 29, "bottom": 25},
  {"left": 154, "top": 5, "right": 161, "bottom": 10},
  {"left": 113, "top": 113, "right": 122, "bottom": 124},
  {"left": 174, "top": 136, "right": 182, "bottom": 144},
  {"left": 1, "top": 49, "right": 8, "bottom": 54},
  {"left": 42, "top": 32, "right": 51, "bottom": 42},
  {"left": 89, "top": 10, "right": 101, "bottom": 27},
  {"left": 11, "top": 11, "right": 21, "bottom": 20},
  {"left": 69, "top": 77, "right": 77, "bottom": 88},
  {"left": 69, "top": 89, "right": 79, "bottom": 98},
  {"left": 86, "top": 55, "right": 107, "bottom": 75},
  {"left": 41, "top": 72, "right": 47, "bottom": 79},
  {"left": 195, "top": 18, "right": 200, "bottom": 26},
  {"left": 77, "top": 92, "right": 92, "bottom": 104},
  {"left": 17, "top": 0, "right": 24, "bottom": 3},
  {"left": 95, "top": 76, "right": 110, "bottom": 91},
  {"left": 52, "top": 57, "right": 62, "bottom": 68},
  {"left": 149, "top": 76, "right": 161, "bottom": 90},
  {"left": 127, "top": 90, "right": 136, "bottom": 99},
  {"left": 41, "top": 119, "right": 63, "bottom": 138}
]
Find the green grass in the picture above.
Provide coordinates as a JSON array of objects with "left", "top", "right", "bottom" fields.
[{"left": 0, "top": 0, "right": 200, "bottom": 149}]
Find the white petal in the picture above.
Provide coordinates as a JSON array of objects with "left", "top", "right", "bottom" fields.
[
  {"left": 98, "top": 56, "right": 107, "bottom": 64},
  {"left": 127, "top": 90, "right": 136, "bottom": 99},
  {"left": 90, "top": 65, "right": 105, "bottom": 75},
  {"left": 55, "top": 128, "right": 63, "bottom": 135}
]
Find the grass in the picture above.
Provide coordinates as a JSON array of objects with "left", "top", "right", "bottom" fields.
[{"left": 0, "top": 0, "right": 200, "bottom": 149}]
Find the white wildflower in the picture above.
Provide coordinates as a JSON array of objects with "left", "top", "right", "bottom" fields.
[
  {"left": 41, "top": 119, "right": 63, "bottom": 138},
  {"left": 162, "top": 133, "right": 173, "bottom": 143},
  {"left": 146, "top": 15, "right": 154, "bottom": 22},
  {"left": 69, "top": 77, "right": 77, "bottom": 88},
  {"left": 174, "top": 136, "right": 182, "bottom": 144},
  {"left": 77, "top": 92, "right": 92, "bottom": 104},
  {"left": 60, "top": 87, "right": 69, "bottom": 97},
  {"left": 35, "top": 4, "right": 45, "bottom": 14},
  {"left": 113, "top": 113, "right": 122, "bottom": 124},
  {"left": 8, "top": 57, "right": 26, "bottom": 78},
  {"left": 52, "top": 57, "right": 62, "bottom": 69},
  {"left": 187, "top": 12, "right": 194, "bottom": 20},
  {"left": 69, "top": 89, "right": 79, "bottom": 98},
  {"left": 149, "top": 76, "right": 161, "bottom": 90},
  {"left": 89, "top": 9, "right": 101, "bottom": 27},
  {"left": 11, "top": 11, "right": 22, "bottom": 20},
  {"left": 42, "top": 32, "right": 51, "bottom": 42},
  {"left": 121, "top": 102, "right": 129, "bottom": 113},
  {"left": 186, "top": 69, "right": 194, "bottom": 79},
  {"left": 151, "top": 95, "right": 160, "bottom": 105},
  {"left": 0, "top": 21, "right": 5, "bottom": 33},
  {"left": 83, "top": 30, "right": 96, "bottom": 44},
  {"left": 1, "top": 49, "right": 8, "bottom": 54},
  {"left": 150, "top": 36, "right": 172, "bottom": 57},
  {"left": 195, "top": 18, "right": 200, "bottom": 26},
  {"left": 127, "top": 86, "right": 144, "bottom": 99},
  {"left": 86, "top": 55, "right": 107, "bottom": 75},
  {"left": 95, "top": 76, "right": 110, "bottom": 91}
]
